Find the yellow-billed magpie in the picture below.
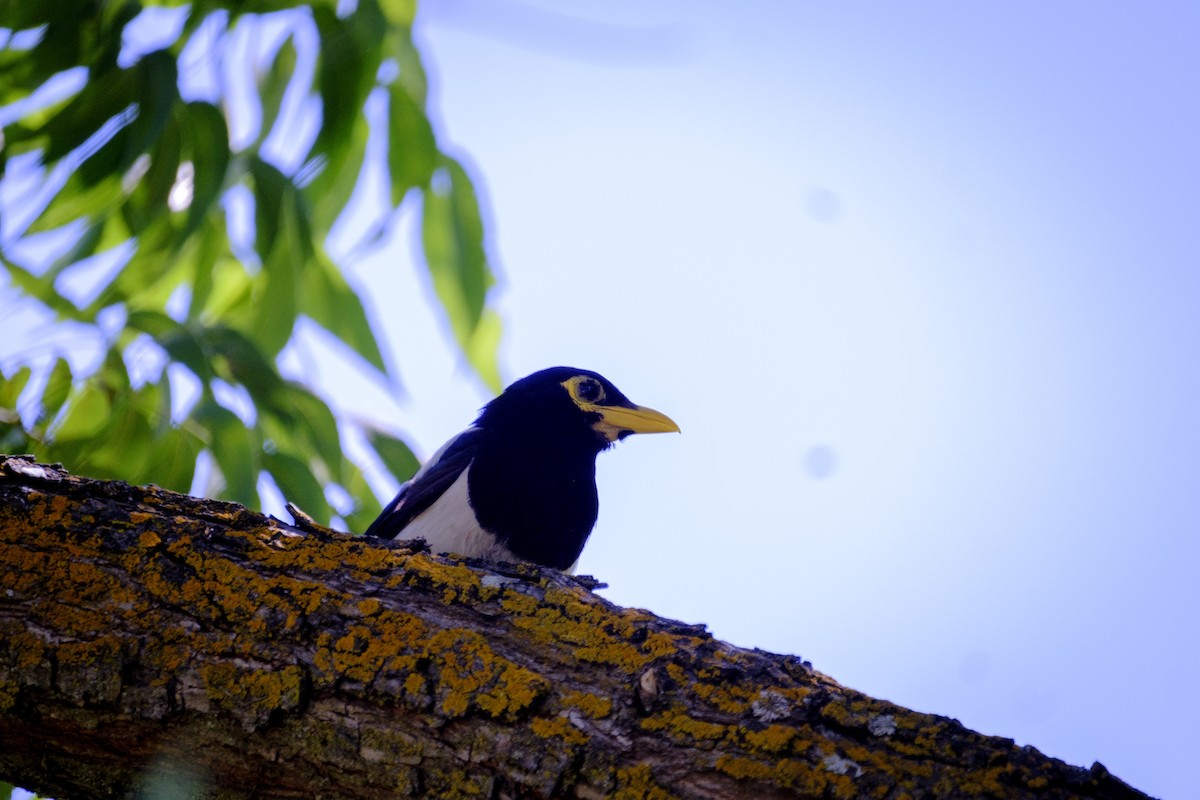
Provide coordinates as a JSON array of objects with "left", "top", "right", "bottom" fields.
[{"left": 364, "top": 367, "right": 679, "bottom": 570}]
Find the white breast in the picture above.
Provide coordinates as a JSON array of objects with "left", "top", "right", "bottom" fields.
[{"left": 400, "top": 467, "right": 520, "bottom": 563}]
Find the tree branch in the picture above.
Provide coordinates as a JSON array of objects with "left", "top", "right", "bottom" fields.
[{"left": 0, "top": 455, "right": 1150, "bottom": 799}]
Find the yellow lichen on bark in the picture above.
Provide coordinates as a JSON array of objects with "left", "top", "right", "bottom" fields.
[
  {"left": 612, "top": 764, "right": 680, "bottom": 800},
  {"left": 428, "top": 628, "right": 547, "bottom": 719},
  {"left": 562, "top": 690, "right": 613, "bottom": 719},
  {"left": 530, "top": 715, "right": 589, "bottom": 746}
]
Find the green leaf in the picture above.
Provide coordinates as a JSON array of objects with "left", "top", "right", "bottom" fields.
[
  {"left": 123, "top": 241, "right": 191, "bottom": 312},
  {"left": 198, "top": 325, "right": 284, "bottom": 404},
  {"left": 0, "top": 366, "right": 33, "bottom": 411},
  {"left": 36, "top": 61, "right": 138, "bottom": 165},
  {"left": 41, "top": 220, "right": 108, "bottom": 285},
  {"left": 145, "top": 425, "right": 203, "bottom": 493},
  {"left": 466, "top": 308, "right": 503, "bottom": 394},
  {"left": 100, "top": 344, "right": 131, "bottom": 394},
  {"left": 187, "top": 214, "right": 229, "bottom": 322},
  {"left": 76, "top": 122, "right": 133, "bottom": 189},
  {"left": 385, "top": 25, "right": 427, "bottom": 108},
  {"left": 0, "top": 423, "right": 32, "bottom": 454},
  {"left": 125, "top": 308, "right": 179, "bottom": 338},
  {"left": 420, "top": 156, "right": 494, "bottom": 355},
  {"left": 251, "top": 157, "right": 310, "bottom": 263},
  {"left": 195, "top": 401, "right": 259, "bottom": 508},
  {"left": 264, "top": 450, "right": 331, "bottom": 524},
  {"left": 0, "top": 260, "right": 80, "bottom": 317},
  {"left": 124, "top": 50, "right": 180, "bottom": 159},
  {"left": 147, "top": 366, "right": 175, "bottom": 431},
  {"left": 304, "top": 111, "right": 369, "bottom": 234},
  {"left": 248, "top": 159, "right": 308, "bottom": 355},
  {"left": 311, "top": 2, "right": 384, "bottom": 162},
  {"left": 126, "top": 310, "right": 214, "bottom": 383},
  {"left": 0, "top": 2, "right": 63, "bottom": 31},
  {"left": 379, "top": 0, "right": 417, "bottom": 28},
  {"left": 53, "top": 382, "right": 112, "bottom": 441},
  {"left": 340, "top": 461, "right": 384, "bottom": 534},
  {"left": 94, "top": 206, "right": 135, "bottom": 251},
  {"left": 129, "top": 377, "right": 166, "bottom": 428},
  {"left": 258, "top": 34, "right": 296, "bottom": 144},
  {"left": 0, "top": 3, "right": 103, "bottom": 124},
  {"left": 122, "top": 110, "right": 183, "bottom": 235},
  {"left": 183, "top": 101, "right": 230, "bottom": 238},
  {"left": 365, "top": 426, "right": 420, "bottom": 483},
  {"left": 0, "top": 0, "right": 503, "bottom": 530},
  {"left": 88, "top": 391, "right": 156, "bottom": 481},
  {"left": 253, "top": 227, "right": 300, "bottom": 356},
  {"left": 40, "top": 357, "right": 73, "bottom": 421},
  {"left": 387, "top": 82, "right": 436, "bottom": 206},
  {"left": 200, "top": 255, "right": 256, "bottom": 321},
  {"left": 300, "top": 254, "right": 387, "bottom": 376},
  {"left": 27, "top": 172, "right": 125, "bottom": 234},
  {"left": 92, "top": 2, "right": 141, "bottom": 71},
  {"left": 270, "top": 383, "right": 344, "bottom": 482},
  {"left": 87, "top": 216, "right": 183, "bottom": 313}
]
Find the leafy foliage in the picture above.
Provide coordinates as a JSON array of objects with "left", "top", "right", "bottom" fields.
[{"left": 0, "top": 0, "right": 500, "bottom": 527}]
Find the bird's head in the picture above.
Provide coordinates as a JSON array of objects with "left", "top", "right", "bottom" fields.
[{"left": 478, "top": 367, "right": 680, "bottom": 450}]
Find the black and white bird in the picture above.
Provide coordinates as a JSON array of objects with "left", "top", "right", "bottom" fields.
[{"left": 364, "top": 367, "right": 679, "bottom": 570}]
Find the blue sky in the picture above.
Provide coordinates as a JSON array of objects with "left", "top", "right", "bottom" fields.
[
  {"left": 330, "top": 2, "right": 1195, "bottom": 796},
  {"left": 4, "top": 2, "right": 1197, "bottom": 798}
]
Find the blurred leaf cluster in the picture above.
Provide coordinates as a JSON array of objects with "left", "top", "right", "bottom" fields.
[{"left": 0, "top": 0, "right": 500, "bottom": 529}]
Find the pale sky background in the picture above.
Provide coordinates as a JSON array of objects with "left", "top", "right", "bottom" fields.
[{"left": 4, "top": 2, "right": 1197, "bottom": 799}]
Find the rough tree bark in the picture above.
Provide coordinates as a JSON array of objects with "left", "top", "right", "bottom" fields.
[{"left": 0, "top": 455, "right": 1151, "bottom": 800}]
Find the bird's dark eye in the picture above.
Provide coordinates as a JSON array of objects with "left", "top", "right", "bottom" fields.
[{"left": 576, "top": 378, "right": 604, "bottom": 404}]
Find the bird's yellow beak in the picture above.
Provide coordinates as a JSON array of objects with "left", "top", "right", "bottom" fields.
[
  {"left": 594, "top": 404, "right": 680, "bottom": 442},
  {"left": 559, "top": 375, "right": 680, "bottom": 442}
]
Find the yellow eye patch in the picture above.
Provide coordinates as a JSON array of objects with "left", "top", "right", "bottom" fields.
[{"left": 561, "top": 375, "right": 606, "bottom": 409}]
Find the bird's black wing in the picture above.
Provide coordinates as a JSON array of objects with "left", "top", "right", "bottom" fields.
[{"left": 363, "top": 428, "right": 483, "bottom": 540}]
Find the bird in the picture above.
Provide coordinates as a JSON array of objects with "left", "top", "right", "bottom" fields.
[{"left": 364, "top": 367, "right": 679, "bottom": 570}]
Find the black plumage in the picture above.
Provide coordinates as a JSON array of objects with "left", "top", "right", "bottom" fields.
[{"left": 364, "top": 367, "right": 678, "bottom": 570}]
